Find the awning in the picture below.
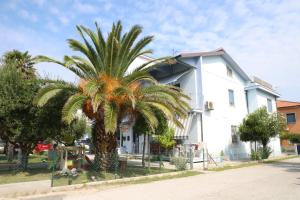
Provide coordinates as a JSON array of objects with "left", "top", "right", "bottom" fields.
[
  {"left": 159, "top": 70, "right": 190, "bottom": 85},
  {"left": 169, "top": 113, "right": 194, "bottom": 140}
]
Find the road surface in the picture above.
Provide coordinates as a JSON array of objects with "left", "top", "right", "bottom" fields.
[{"left": 24, "top": 157, "right": 300, "bottom": 200}]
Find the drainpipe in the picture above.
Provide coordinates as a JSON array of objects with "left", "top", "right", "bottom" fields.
[
  {"left": 196, "top": 56, "right": 206, "bottom": 170},
  {"left": 200, "top": 113, "right": 205, "bottom": 170},
  {"left": 245, "top": 90, "right": 249, "bottom": 114}
]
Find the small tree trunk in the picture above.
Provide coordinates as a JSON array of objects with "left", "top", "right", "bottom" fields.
[
  {"left": 19, "top": 145, "right": 30, "bottom": 171},
  {"left": 148, "top": 134, "right": 150, "bottom": 171},
  {"left": 142, "top": 133, "right": 146, "bottom": 167}
]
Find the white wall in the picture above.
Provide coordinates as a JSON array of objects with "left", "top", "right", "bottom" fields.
[
  {"left": 126, "top": 56, "right": 150, "bottom": 74},
  {"left": 201, "top": 56, "right": 250, "bottom": 159},
  {"left": 178, "top": 70, "right": 197, "bottom": 108}
]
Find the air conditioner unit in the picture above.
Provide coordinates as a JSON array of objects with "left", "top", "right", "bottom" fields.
[{"left": 205, "top": 101, "right": 214, "bottom": 110}]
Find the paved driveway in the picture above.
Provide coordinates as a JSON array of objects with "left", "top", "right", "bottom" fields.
[{"left": 24, "top": 157, "right": 300, "bottom": 200}]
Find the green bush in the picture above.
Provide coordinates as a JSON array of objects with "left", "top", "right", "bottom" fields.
[
  {"left": 171, "top": 157, "right": 187, "bottom": 170},
  {"left": 250, "top": 150, "right": 260, "bottom": 160},
  {"left": 250, "top": 147, "right": 272, "bottom": 160},
  {"left": 259, "top": 147, "right": 272, "bottom": 159}
]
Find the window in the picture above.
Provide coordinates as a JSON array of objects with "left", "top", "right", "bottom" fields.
[
  {"left": 227, "top": 66, "right": 233, "bottom": 77},
  {"left": 267, "top": 99, "right": 272, "bottom": 112},
  {"left": 231, "top": 125, "right": 239, "bottom": 144},
  {"left": 228, "top": 89, "right": 235, "bottom": 106},
  {"left": 286, "top": 113, "right": 296, "bottom": 124}
]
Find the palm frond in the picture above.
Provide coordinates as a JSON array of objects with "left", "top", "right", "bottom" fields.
[
  {"left": 135, "top": 102, "right": 158, "bottom": 132},
  {"left": 103, "top": 102, "right": 119, "bottom": 133},
  {"left": 62, "top": 94, "right": 88, "bottom": 124},
  {"left": 34, "top": 83, "right": 77, "bottom": 106}
]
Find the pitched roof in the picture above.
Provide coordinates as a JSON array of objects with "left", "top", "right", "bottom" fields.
[
  {"left": 277, "top": 100, "right": 300, "bottom": 108},
  {"left": 177, "top": 48, "right": 225, "bottom": 58},
  {"left": 176, "top": 48, "right": 251, "bottom": 81}
]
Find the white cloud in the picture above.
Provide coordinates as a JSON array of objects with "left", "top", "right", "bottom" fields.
[
  {"left": 19, "top": 9, "right": 38, "bottom": 22},
  {"left": 1, "top": 0, "right": 300, "bottom": 100},
  {"left": 73, "top": 1, "right": 98, "bottom": 14},
  {"left": 32, "top": 0, "right": 45, "bottom": 7},
  {"left": 46, "top": 21, "right": 59, "bottom": 33}
]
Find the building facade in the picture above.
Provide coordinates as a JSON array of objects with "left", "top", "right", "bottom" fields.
[
  {"left": 119, "top": 48, "right": 282, "bottom": 160},
  {"left": 277, "top": 100, "right": 300, "bottom": 147}
]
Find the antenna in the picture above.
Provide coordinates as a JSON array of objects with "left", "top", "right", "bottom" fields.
[{"left": 172, "top": 49, "right": 179, "bottom": 56}]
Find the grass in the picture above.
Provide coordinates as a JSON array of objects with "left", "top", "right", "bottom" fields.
[
  {"left": 0, "top": 168, "right": 51, "bottom": 185},
  {"left": 0, "top": 153, "right": 48, "bottom": 164},
  {"left": 208, "top": 155, "right": 299, "bottom": 171},
  {"left": 53, "top": 166, "right": 175, "bottom": 187},
  {"left": 0, "top": 165, "right": 177, "bottom": 186}
]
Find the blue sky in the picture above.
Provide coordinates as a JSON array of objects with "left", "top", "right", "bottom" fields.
[{"left": 0, "top": 0, "right": 300, "bottom": 101}]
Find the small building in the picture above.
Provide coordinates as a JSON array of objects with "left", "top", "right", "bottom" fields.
[{"left": 277, "top": 100, "right": 300, "bottom": 147}]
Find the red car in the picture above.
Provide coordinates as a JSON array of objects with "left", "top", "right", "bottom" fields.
[{"left": 35, "top": 143, "right": 52, "bottom": 153}]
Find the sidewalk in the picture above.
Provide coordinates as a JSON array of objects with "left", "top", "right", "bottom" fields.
[{"left": 0, "top": 180, "right": 51, "bottom": 198}]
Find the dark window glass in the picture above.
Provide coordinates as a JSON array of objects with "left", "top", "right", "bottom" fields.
[{"left": 286, "top": 113, "right": 296, "bottom": 124}]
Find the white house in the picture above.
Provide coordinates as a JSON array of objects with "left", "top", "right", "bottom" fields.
[{"left": 119, "top": 48, "right": 282, "bottom": 160}]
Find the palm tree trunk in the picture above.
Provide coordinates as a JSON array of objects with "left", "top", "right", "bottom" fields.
[{"left": 92, "top": 117, "right": 117, "bottom": 171}]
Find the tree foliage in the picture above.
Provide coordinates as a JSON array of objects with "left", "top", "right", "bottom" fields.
[
  {"left": 1, "top": 49, "right": 36, "bottom": 79},
  {"left": 0, "top": 51, "right": 86, "bottom": 170},
  {"left": 154, "top": 127, "right": 176, "bottom": 149},
  {"left": 280, "top": 132, "right": 300, "bottom": 144},
  {"left": 239, "top": 107, "right": 286, "bottom": 159}
]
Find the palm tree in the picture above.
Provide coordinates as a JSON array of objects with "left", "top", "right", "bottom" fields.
[
  {"left": 1, "top": 50, "right": 36, "bottom": 79},
  {"left": 35, "top": 21, "right": 190, "bottom": 171}
]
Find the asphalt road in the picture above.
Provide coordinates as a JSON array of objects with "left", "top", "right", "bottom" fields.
[{"left": 24, "top": 157, "right": 300, "bottom": 200}]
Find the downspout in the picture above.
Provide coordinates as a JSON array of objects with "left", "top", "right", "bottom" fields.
[
  {"left": 200, "top": 112, "right": 205, "bottom": 169},
  {"left": 245, "top": 90, "right": 249, "bottom": 114},
  {"left": 197, "top": 56, "right": 206, "bottom": 169}
]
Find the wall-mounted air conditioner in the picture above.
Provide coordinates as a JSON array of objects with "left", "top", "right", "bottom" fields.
[{"left": 205, "top": 101, "right": 214, "bottom": 110}]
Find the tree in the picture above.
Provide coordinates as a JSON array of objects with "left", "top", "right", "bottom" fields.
[
  {"left": 239, "top": 107, "right": 286, "bottom": 159},
  {"left": 35, "top": 21, "right": 190, "bottom": 171},
  {"left": 0, "top": 62, "right": 43, "bottom": 169},
  {"left": 155, "top": 127, "right": 176, "bottom": 150},
  {"left": 280, "top": 132, "right": 300, "bottom": 144},
  {"left": 36, "top": 89, "right": 87, "bottom": 146},
  {"left": 133, "top": 109, "right": 169, "bottom": 167},
  {"left": 1, "top": 50, "right": 36, "bottom": 79},
  {"left": 0, "top": 52, "right": 86, "bottom": 170}
]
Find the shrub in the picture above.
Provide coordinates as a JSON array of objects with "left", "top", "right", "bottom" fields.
[
  {"left": 250, "top": 150, "right": 260, "bottom": 160},
  {"left": 250, "top": 147, "right": 272, "bottom": 160},
  {"left": 259, "top": 147, "right": 272, "bottom": 159},
  {"left": 171, "top": 157, "right": 187, "bottom": 170}
]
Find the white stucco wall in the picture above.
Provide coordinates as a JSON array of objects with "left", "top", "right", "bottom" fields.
[
  {"left": 201, "top": 56, "right": 250, "bottom": 159},
  {"left": 126, "top": 56, "right": 151, "bottom": 74}
]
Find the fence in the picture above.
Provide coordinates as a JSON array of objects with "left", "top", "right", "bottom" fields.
[{"left": 0, "top": 144, "right": 218, "bottom": 187}]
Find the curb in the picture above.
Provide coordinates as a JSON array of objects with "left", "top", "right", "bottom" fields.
[
  {"left": 51, "top": 170, "right": 196, "bottom": 193},
  {"left": 2, "top": 170, "right": 201, "bottom": 198}
]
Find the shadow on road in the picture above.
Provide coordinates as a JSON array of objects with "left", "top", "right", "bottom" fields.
[{"left": 267, "top": 159, "right": 300, "bottom": 173}]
